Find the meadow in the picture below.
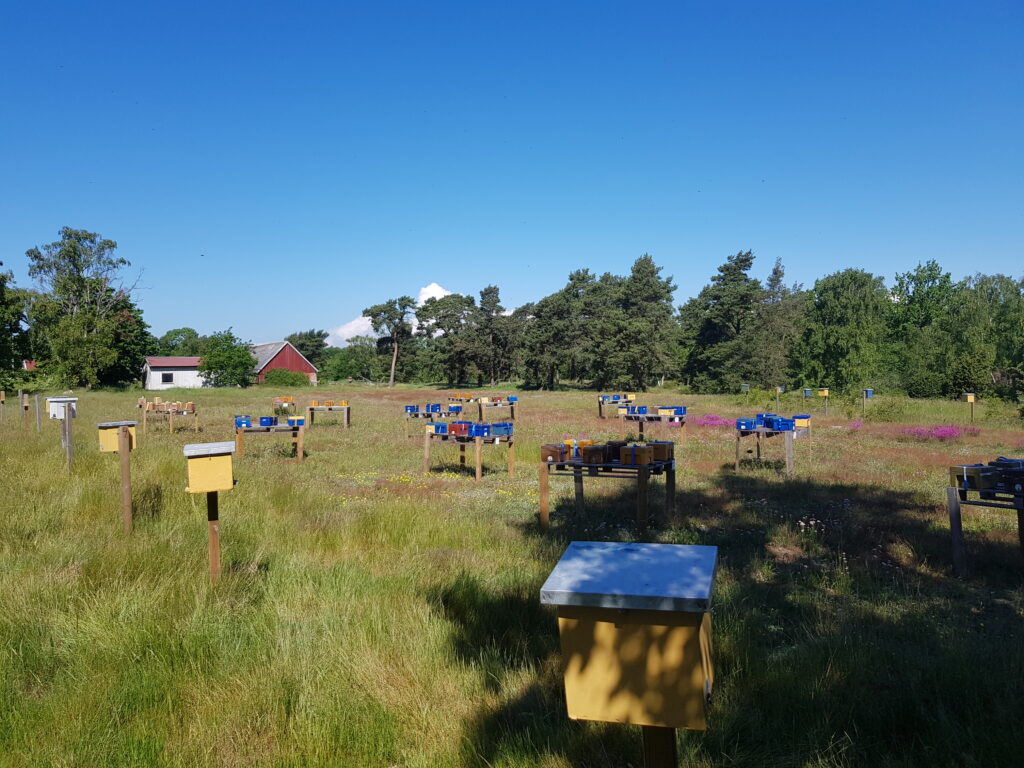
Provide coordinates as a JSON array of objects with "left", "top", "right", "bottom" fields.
[{"left": 1, "top": 386, "right": 1022, "bottom": 767}]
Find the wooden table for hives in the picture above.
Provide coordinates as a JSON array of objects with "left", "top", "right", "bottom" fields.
[
  {"left": 946, "top": 481, "right": 1024, "bottom": 576},
  {"left": 622, "top": 413, "right": 686, "bottom": 441},
  {"left": 477, "top": 400, "right": 517, "bottom": 421},
  {"left": 539, "top": 456, "right": 676, "bottom": 531},
  {"left": 404, "top": 409, "right": 463, "bottom": 437},
  {"left": 447, "top": 396, "right": 480, "bottom": 404},
  {"left": 596, "top": 396, "right": 634, "bottom": 419},
  {"left": 234, "top": 424, "right": 305, "bottom": 463},
  {"left": 141, "top": 405, "right": 199, "bottom": 434},
  {"left": 305, "top": 405, "right": 351, "bottom": 428},
  {"left": 422, "top": 431, "right": 515, "bottom": 481},
  {"left": 734, "top": 426, "right": 809, "bottom": 476}
]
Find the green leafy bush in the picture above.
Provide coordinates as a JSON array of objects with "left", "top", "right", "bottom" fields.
[{"left": 262, "top": 368, "right": 311, "bottom": 387}]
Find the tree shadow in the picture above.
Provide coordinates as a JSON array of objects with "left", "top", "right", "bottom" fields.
[
  {"left": 446, "top": 468, "right": 1024, "bottom": 766},
  {"left": 134, "top": 483, "right": 163, "bottom": 521}
]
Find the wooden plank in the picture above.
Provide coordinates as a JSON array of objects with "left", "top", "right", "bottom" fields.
[
  {"left": 539, "top": 461, "right": 550, "bottom": 531},
  {"left": 474, "top": 436, "right": 483, "bottom": 481},
  {"left": 423, "top": 429, "right": 431, "bottom": 474},
  {"left": 947, "top": 486, "right": 966, "bottom": 576},
  {"left": 507, "top": 438, "right": 515, "bottom": 478},
  {"left": 574, "top": 467, "right": 584, "bottom": 511},
  {"left": 235, "top": 428, "right": 244, "bottom": 457},
  {"left": 207, "top": 492, "right": 221, "bottom": 581},
  {"left": 641, "top": 726, "right": 678, "bottom": 768},
  {"left": 119, "top": 426, "right": 132, "bottom": 533}
]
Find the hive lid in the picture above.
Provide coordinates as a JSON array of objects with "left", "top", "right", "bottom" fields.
[
  {"left": 46, "top": 396, "right": 78, "bottom": 403},
  {"left": 97, "top": 420, "right": 138, "bottom": 428},
  {"left": 540, "top": 541, "right": 718, "bottom": 613},
  {"left": 183, "top": 441, "right": 236, "bottom": 458}
]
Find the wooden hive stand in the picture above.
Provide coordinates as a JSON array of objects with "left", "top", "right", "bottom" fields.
[{"left": 422, "top": 429, "right": 515, "bottom": 481}]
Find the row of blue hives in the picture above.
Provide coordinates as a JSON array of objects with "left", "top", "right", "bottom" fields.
[
  {"left": 406, "top": 403, "right": 463, "bottom": 414},
  {"left": 235, "top": 415, "right": 305, "bottom": 428},
  {"left": 621, "top": 405, "right": 687, "bottom": 416},
  {"left": 598, "top": 393, "right": 636, "bottom": 402},
  {"left": 425, "top": 421, "right": 514, "bottom": 437},
  {"left": 736, "top": 413, "right": 811, "bottom": 432}
]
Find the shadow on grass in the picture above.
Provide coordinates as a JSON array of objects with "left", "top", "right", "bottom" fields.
[
  {"left": 133, "top": 483, "right": 163, "bottom": 521},
  {"left": 441, "top": 469, "right": 1024, "bottom": 767}
]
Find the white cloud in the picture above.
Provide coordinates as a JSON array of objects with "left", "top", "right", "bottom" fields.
[
  {"left": 329, "top": 282, "right": 452, "bottom": 347},
  {"left": 417, "top": 282, "right": 451, "bottom": 306}
]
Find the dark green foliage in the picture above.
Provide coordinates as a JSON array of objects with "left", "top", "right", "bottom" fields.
[
  {"left": 319, "top": 337, "right": 387, "bottom": 382},
  {"left": 679, "top": 250, "right": 762, "bottom": 392},
  {"left": 0, "top": 266, "right": 28, "bottom": 372},
  {"left": 363, "top": 297, "right": 415, "bottom": 387},
  {"left": 284, "top": 329, "right": 330, "bottom": 369},
  {"left": 198, "top": 330, "right": 257, "bottom": 387},
  {"left": 156, "top": 327, "right": 203, "bottom": 356}
]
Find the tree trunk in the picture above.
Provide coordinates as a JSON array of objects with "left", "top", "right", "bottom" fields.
[{"left": 388, "top": 340, "right": 398, "bottom": 387}]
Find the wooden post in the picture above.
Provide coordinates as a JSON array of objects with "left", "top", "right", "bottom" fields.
[
  {"left": 35, "top": 395, "right": 41, "bottom": 432},
  {"left": 194, "top": 409, "right": 199, "bottom": 433},
  {"left": 235, "top": 427, "right": 245, "bottom": 457},
  {"left": 598, "top": 399, "right": 605, "bottom": 419},
  {"left": 825, "top": 396, "right": 829, "bottom": 417},
  {"left": 63, "top": 403, "right": 73, "bottom": 470},
  {"left": 947, "top": 487, "right": 966, "bottom": 576},
  {"left": 970, "top": 400, "right": 975, "bottom": 423},
  {"left": 641, "top": 725, "right": 678, "bottom": 768},
  {"left": 755, "top": 432, "right": 762, "bottom": 461},
  {"left": 507, "top": 438, "right": 515, "bottom": 478},
  {"left": 459, "top": 443, "right": 466, "bottom": 468},
  {"left": 344, "top": 406, "right": 351, "bottom": 428},
  {"left": 474, "top": 436, "right": 483, "bottom": 481},
  {"left": 423, "top": 431, "right": 431, "bottom": 474},
  {"left": 118, "top": 426, "right": 133, "bottom": 533},
  {"left": 207, "top": 491, "right": 221, "bottom": 581},
  {"left": 638, "top": 420, "right": 645, "bottom": 441},
  {"left": 573, "top": 466, "right": 584, "bottom": 511},
  {"left": 510, "top": 402, "right": 516, "bottom": 421},
  {"left": 539, "top": 461, "right": 550, "bottom": 531},
  {"left": 21, "top": 392, "right": 29, "bottom": 430},
  {"left": 306, "top": 406, "right": 314, "bottom": 427},
  {"left": 295, "top": 426, "right": 305, "bottom": 463},
  {"left": 784, "top": 430, "right": 794, "bottom": 476},
  {"left": 735, "top": 432, "right": 741, "bottom": 471},
  {"left": 665, "top": 461, "right": 676, "bottom": 519},
  {"left": 637, "top": 466, "right": 649, "bottom": 526},
  {"left": 775, "top": 389, "right": 780, "bottom": 411},
  {"left": 142, "top": 405, "right": 148, "bottom": 434},
  {"left": 862, "top": 393, "right": 866, "bottom": 416},
  {"left": 477, "top": 402, "right": 484, "bottom": 422}
]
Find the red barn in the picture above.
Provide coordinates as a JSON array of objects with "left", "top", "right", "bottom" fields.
[{"left": 251, "top": 341, "right": 318, "bottom": 385}]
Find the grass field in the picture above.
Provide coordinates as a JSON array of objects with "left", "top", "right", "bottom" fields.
[{"left": 1, "top": 386, "right": 1022, "bottom": 767}]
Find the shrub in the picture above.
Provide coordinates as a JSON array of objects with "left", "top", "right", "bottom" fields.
[{"left": 262, "top": 368, "right": 311, "bottom": 387}]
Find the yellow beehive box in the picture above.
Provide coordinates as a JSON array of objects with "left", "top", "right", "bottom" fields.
[
  {"left": 617, "top": 406, "right": 629, "bottom": 416},
  {"left": 479, "top": 397, "right": 491, "bottom": 404},
  {"left": 624, "top": 393, "right": 636, "bottom": 401},
  {"left": 541, "top": 542, "right": 717, "bottom": 731},
  {"left": 817, "top": 388, "right": 829, "bottom": 397},
  {"left": 657, "top": 407, "right": 677, "bottom": 416},
  {"left": 97, "top": 421, "right": 137, "bottom": 452},
  {"left": 648, "top": 441, "right": 674, "bottom": 461},
  {"left": 794, "top": 416, "right": 811, "bottom": 428},
  {"left": 310, "top": 400, "right": 321, "bottom": 407},
  {"left": 323, "top": 400, "right": 335, "bottom": 407},
  {"left": 153, "top": 397, "right": 163, "bottom": 404},
  {"left": 963, "top": 392, "right": 975, "bottom": 403},
  {"left": 184, "top": 442, "right": 236, "bottom": 494},
  {"left": 337, "top": 400, "right": 348, "bottom": 406},
  {"left": 620, "top": 444, "right": 654, "bottom": 465}
]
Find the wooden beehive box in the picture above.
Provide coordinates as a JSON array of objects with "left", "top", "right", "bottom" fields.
[
  {"left": 97, "top": 421, "right": 137, "bottom": 452},
  {"left": 817, "top": 388, "right": 829, "bottom": 397},
  {"left": 541, "top": 541, "right": 717, "bottom": 731},
  {"left": 183, "top": 442, "right": 236, "bottom": 494},
  {"left": 963, "top": 392, "right": 976, "bottom": 403},
  {"left": 46, "top": 396, "right": 78, "bottom": 420}
]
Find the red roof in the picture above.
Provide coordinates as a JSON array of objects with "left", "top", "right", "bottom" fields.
[{"left": 145, "top": 356, "right": 201, "bottom": 367}]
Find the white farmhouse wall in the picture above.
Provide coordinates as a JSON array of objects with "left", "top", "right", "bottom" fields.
[{"left": 144, "top": 367, "right": 205, "bottom": 390}]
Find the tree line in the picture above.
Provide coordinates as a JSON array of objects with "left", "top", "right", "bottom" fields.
[{"left": 3, "top": 227, "right": 1023, "bottom": 400}]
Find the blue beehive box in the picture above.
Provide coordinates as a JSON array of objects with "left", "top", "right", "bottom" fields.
[
  {"left": 491, "top": 422, "right": 514, "bottom": 436},
  {"left": 736, "top": 418, "right": 757, "bottom": 431},
  {"left": 259, "top": 416, "right": 278, "bottom": 427},
  {"left": 287, "top": 416, "right": 305, "bottom": 427},
  {"left": 469, "top": 423, "right": 492, "bottom": 438},
  {"left": 448, "top": 405, "right": 463, "bottom": 413},
  {"left": 429, "top": 422, "right": 448, "bottom": 435},
  {"left": 425, "top": 403, "right": 441, "bottom": 413},
  {"left": 405, "top": 405, "right": 419, "bottom": 413},
  {"left": 864, "top": 389, "right": 874, "bottom": 399},
  {"left": 803, "top": 388, "right": 812, "bottom": 397},
  {"left": 774, "top": 418, "right": 795, "bottom": 431},
  {"left": 658, "top": 406, "right": 686, "bottom": 416},
  {"left": 508, "top": 395, "right": 518, "bottom": 402},
  {"left": 611, "top": 394, "right": 621, "bottom": 401},
  {"left": 235, "top": 415, "right": 251, "bottom": 428},
  {"left": 628, "top": 405, "right": 648, "bottom": 415}
]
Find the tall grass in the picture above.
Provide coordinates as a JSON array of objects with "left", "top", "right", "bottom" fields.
[{"left": 1, "top": 387, "right": 1022, "bottom": 766}]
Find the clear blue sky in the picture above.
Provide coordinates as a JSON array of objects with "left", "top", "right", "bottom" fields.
[{"left": 1, "top": 1, "right": 1021, "bottom": 344}]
